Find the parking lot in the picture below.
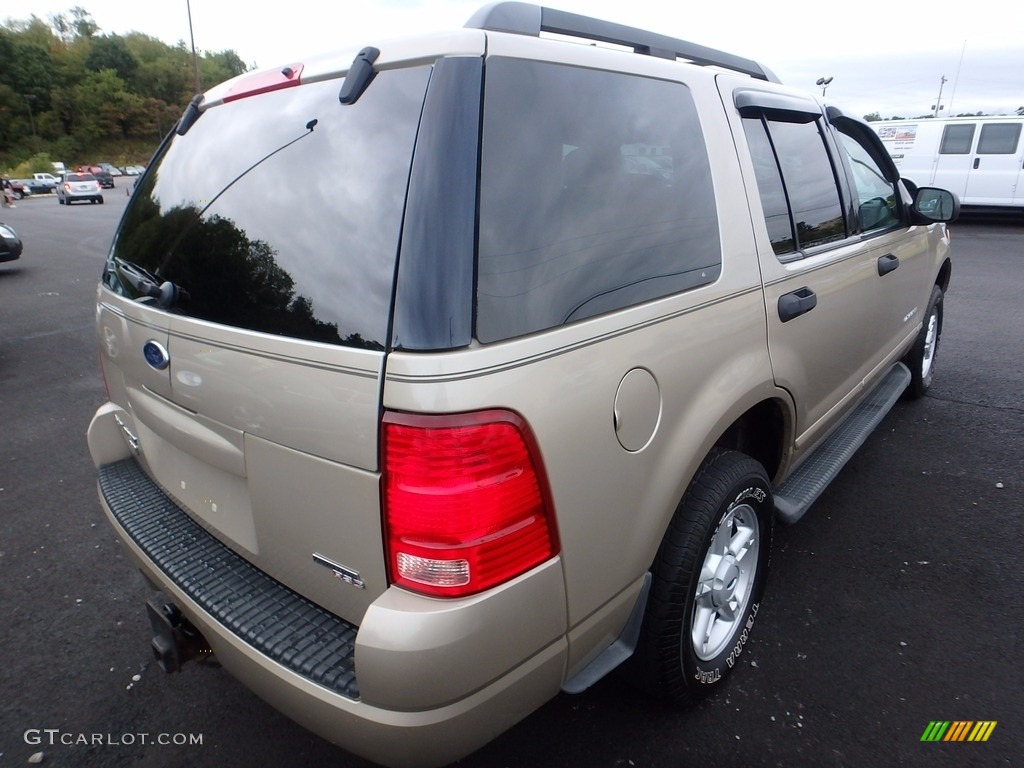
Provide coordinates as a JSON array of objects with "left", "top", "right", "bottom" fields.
[{"left": 1, "top": 191, "right": 1020, "bottom": 767}]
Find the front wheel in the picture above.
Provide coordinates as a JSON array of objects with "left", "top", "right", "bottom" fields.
[
  {"left": 631, "top": 449, "right": 773, "bottom": 704},
  {"left": 904, "top": 285, "right": 943, "bottom": 398}
]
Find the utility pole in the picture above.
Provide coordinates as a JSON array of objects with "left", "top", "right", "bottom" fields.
[{"left": 932, "top": 76, "right": 947, "bottom": 118}]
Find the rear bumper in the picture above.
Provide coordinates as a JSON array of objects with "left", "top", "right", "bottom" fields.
[
  {"left": 96, "top": 457, "right": 568, "bottom": 768},
  {"left": 99, "top": 459, "right": 360, "bottom": 697}
]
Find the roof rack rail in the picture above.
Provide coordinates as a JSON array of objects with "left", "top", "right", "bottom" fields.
[{"left": 465, "top": 2, "right": 779, "bottom": 83}]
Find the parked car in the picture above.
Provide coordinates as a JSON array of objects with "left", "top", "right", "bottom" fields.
[
  {"left": 0, "top": 221, "right": 22, "bottom": 263},
  {"left": 87, "top": 4, "right": 958, "bottom": 767},
  {"left": 16, "top": 173, "right": 60, "bottom": 194},
  {"left": 98, "top": 162, "right": 124, "bottom": 177},
  {"left": 57, "top": 173, "right": 104, "bottom": 205},
  {"left": 8, "top": 180, "right": 31, "bottom": 200},
  {"left": 77, "top": 165, "right": 115, "bottom": 189},
  {"left": 123, "top": 165, "right": 146, "bottom": 176}
]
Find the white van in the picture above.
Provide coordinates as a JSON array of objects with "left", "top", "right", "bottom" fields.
[{"left": 872, "top": 116, "right": 1023, "bottom": 208}]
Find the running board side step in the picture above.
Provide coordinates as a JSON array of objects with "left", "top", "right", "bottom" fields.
[{"left": 774, "top": 363, "right": 911, "bottom": 524}]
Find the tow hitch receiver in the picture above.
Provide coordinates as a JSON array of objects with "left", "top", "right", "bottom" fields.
[{"left": 146, "top": 597, "right": 213, "bottom": 672}]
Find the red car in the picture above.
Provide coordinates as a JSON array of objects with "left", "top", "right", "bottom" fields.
[
  {"left": 77, "top": 165, "right": 115, "bottom": 189},
  {"left": 8, "top": 180, "right": 30, "bottom": 200}
]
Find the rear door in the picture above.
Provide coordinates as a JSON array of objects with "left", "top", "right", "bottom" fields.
[{"left": 728, "top": 86, "right": 880, "bottom": 455}]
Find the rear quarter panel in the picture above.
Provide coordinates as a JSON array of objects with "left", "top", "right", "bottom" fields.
[{"left": 383, "top": 61, "right": 779, "bottom": 675}]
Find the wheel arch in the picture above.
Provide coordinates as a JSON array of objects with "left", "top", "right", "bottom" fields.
[
  {"left": 711, "top": 397, "right": 790, "bottom": 485},
  {"left": 647, "top": 387, "right": 794, "bottom": 559},
  {"left": 616, "top": 388, "right": 792, "bottom": 601}
]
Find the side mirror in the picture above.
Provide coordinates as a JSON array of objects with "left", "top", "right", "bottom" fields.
[{"left": 912, "top": 186, "right": 960, "bottom": 224}]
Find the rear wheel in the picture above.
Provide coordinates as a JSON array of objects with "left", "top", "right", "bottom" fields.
[
  {"left": 631, "top": 449, "right": 773, "bottom": 704},
  {"left": 904, "top": 285, "right": 943, "bottom": 398}
]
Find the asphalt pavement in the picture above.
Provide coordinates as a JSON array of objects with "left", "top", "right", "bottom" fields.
[{"left": 1, "top": 192, "right": 1020, "bottom": 767}]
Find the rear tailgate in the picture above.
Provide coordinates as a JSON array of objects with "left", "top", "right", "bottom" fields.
[
  {"left": 91, "top": 63, "right": 435, "bottom": 626},
  {"left": 96, "top": 291, "right": 389, "bottom": 622}
]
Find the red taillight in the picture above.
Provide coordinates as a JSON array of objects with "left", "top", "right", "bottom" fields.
[{"left": 382, "top": 410, "right": 558, "bottom": 598}]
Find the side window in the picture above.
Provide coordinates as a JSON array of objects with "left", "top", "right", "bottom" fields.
[
  {"left": 939, "top": 124, "right": 976, "bottom": 154},
  {"left": 977, "top": 123, "right": 1022, "bottom": 154},
  {"left": 476, "top": 59, "right": 721, "bottom": 343},
  {"left": 742, "top": 118, "right": 795, "bottom": 254},
  {"left": 837, "top": 132, "right": 901, "bottom": 233},
  {"left": 742, "top": 115, "right": 846, "bottom": 258}
]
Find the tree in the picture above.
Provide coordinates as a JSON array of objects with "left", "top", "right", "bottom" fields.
[
  {"left": 863, "top": 112, "right": 881, "bottom": 122},
  {"left": 200, "top": 50, "right": 248, "bottom": 90},
  {"left": 1, "top": 7, "right": 250, "bottom": 169},
  {"left": 69, "top": 6, "right": 98, "bottom": 39},
  {"left": 86, "top": 35, "right": 139, "bottom": 87},
  {"left": 72, "top": 69, "right": 131, "bottom": 142},
  {"left": 1, "top": 35, "right": 56, "bottom": 103}
]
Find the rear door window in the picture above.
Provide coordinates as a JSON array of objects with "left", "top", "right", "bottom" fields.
[{"left": 742, "top": 115, "right": 847, "bottom": 256}]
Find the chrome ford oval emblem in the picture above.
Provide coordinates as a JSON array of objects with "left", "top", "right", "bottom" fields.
[{"left": 142, "top": 340, "right": 170, "bottom": 370}]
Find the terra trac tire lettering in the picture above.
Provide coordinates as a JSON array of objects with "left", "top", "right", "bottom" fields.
[{"left": 630, "top": 449, "right": 774, "bottom": 705}]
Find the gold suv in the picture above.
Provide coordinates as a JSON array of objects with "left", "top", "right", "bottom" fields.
[{"left": 87, "top": 4, "right": 958, "bottom": 766}]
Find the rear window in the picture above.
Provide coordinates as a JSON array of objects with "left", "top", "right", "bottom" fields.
[
  {"left": 977, "top": 122, "right": 1022, "bottom": 154},
  {"left": 68, "top": 174, "right": 94, "bottom": 181},
  {"left": 104, "top": 67, "right": 431, "bottom": 350},
  {"left": 476, "top": 59, "right": 721, "bottom": 343}
]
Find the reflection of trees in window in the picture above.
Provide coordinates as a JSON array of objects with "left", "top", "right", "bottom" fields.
[
  {"left": 112, "top": 196, "right": 381, "bottom": 350},
  {"left": 795, "top": 217, "right": 846, "bottom": 248}
]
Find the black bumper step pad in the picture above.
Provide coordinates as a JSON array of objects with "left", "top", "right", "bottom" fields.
[{"left": 98, "top": 458, "right": 360, "bottom": 700}]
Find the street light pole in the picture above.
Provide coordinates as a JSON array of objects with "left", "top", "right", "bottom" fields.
[
  {"left": 186, "top": 0, "right": 202, "bottom": 95},
  {"left": 24, "top": 94, "right": 38, "bottom": 139},
  {"left": 815, "top": 76, "right": 834, "bottom": 97}
]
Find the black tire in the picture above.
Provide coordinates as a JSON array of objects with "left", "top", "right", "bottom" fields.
[
  {"left": 903, "top": 285, "right": 943, "bottom": 398},
  {"left": 97, "top": 196, "right": 104, "bottom": 205},
  {"left": 630, "top": 449, "right": 773, "bottom": 705}
]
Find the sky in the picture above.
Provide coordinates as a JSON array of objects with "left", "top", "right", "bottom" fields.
[{"left": 5, "top": 0, "right": 1023, "bottom": 119}]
